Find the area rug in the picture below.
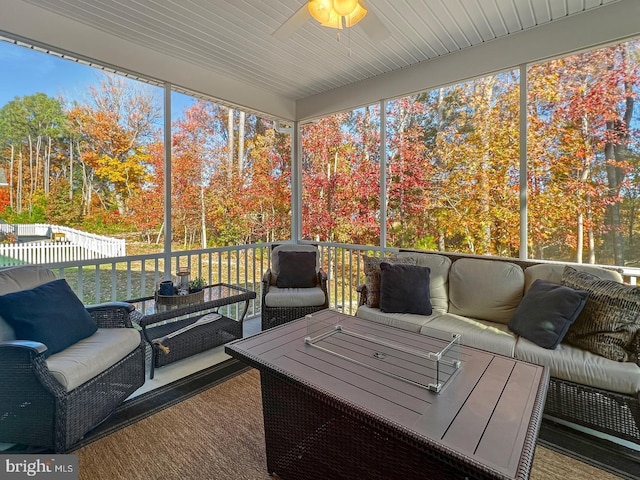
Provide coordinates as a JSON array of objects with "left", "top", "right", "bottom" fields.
[{"left": 74, "top": 367, "right": 632, "bottom": 480}]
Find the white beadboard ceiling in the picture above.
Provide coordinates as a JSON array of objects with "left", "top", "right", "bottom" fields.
[{"left": 17, "top": 0, "right": 621, "bottom": 106}]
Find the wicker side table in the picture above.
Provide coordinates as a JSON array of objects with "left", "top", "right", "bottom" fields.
[{"left": 129, "top": 283, "right": 256, "bottom": 378}]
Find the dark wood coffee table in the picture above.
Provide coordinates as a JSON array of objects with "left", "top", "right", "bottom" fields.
[{"left": 225, "top": 309, "right": 549, "bottom": 480}]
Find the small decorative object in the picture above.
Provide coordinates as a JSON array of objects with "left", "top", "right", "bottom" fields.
[
  {"left": 158, "top": 280, "right": 175, "bottom": 296},
  {"left": 176, "top": 267, "right": 191, "bottom": 294},
  {"left": 189, "top": 277, "right": 205, "bottom": 293}
]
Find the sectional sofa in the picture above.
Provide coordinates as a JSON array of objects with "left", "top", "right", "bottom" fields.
[{"left": 356, "top": 250, "right": 640, "bottom": 446}]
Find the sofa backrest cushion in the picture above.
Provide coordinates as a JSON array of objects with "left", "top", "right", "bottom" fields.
[
  {"left": 0, "top": 265, "right": 57, "bottom": 342},
  {"left": 448, "top": 258, "right": 524, "bottom": 324},
  {"left": 524, "top": 263, "right": 622, "bottom": 292},
  {"left": 391, "top": 252, "right": 451, "bottom": 313}
]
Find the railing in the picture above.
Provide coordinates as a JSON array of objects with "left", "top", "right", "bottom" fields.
[
  {"left": 12, "top": 241, "right": 640, "bottom": 321},
  {"left": 0, "top": 224, "right": 125, "bottom": 265}
]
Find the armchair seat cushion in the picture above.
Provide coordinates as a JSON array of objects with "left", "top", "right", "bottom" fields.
[
  {"left": 46, "top": 328, "right": 142, "bottom": 392},
  {"left": 265, "top": 286, "right": 326, "bottom": 308}
]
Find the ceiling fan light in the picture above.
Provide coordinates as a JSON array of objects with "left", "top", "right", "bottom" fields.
[
  {"left": 332, "top": 0, "right": 359, "bottom": 16},
  {"left": 344, "top": 3, "right": 367, "bottom": 27},
  {"left": 321, "top": 9, "right": 343, "bottom": 29},
  {"left": 308, "top": 0, "right": 332, "bottom": 24}
]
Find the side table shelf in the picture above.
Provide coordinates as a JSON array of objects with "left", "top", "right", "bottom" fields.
[{"left": 129, "top": 283, "right": 256, "bottom": 378}]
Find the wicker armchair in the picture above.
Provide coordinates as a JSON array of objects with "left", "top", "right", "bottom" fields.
[
  {"left": 0, "top": 266, "right": 145, "bottom": 453},
  {"left": 261, "top": 244, "right": 329, "bottom": 330}
]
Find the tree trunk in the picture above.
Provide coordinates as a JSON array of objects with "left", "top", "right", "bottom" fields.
[
  {"left": 17, "top": 149, "right": 23, "bottom": 213},
  {"left": 200, "top": 186, "right": 207, "bottom": 249},
  {"left": 576, "top": 211, "right": 584, "bottom": 263},
  {"left": 69, "top": 139, "right": 74, "bottom": 201},
  {"left": 227, "top": 108, "right": 234, "bottom": 184},
  {"left": 238, "top": 110, "right": 245, "bottom": 175},
  {"left": 9, "top": 144, "right": 14, "bottom": 209}
]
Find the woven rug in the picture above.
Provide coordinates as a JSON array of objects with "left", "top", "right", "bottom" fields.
[{"left": 74, "top": 367, "right": 631, "bottom": 480}]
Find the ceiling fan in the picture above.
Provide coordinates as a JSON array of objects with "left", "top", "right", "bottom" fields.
[{"left": 273, "top": 0, "right": 390, "bottom": 42}]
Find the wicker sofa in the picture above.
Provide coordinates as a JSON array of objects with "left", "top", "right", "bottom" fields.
[
  {"left": 0, "top": 265, "right": 145, "bottom": 452},
  {"left": 356, "top": 250, "right": 640, "bottom": 446}
]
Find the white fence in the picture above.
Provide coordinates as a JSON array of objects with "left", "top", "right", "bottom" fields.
[{"left": 0, "top": 224, "right": 126, "bottom": 266}]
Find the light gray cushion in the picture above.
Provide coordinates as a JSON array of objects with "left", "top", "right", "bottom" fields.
[
  {"left": 448, "top": 258, "right": 524, "bottom": 324},
  {"left": 420, "top": 313, "right": 518, "bottom": 357},
  {"left": 46, "top": 328, "right": 141, "bottom": 392},
  {"left": 391, "top": 252, "right": 451, "bottom": 312},
  {"left": 264, "top": 286, "right": 326, "bottom": 308},
  {"left": 524, "top": 263, "right": 623, "bottom": 292},
  {"left": 0, "top": 265, "right": 57, "bottom": 341},
  {"left": 356, "top": 305, "right": 436, "bottom": 333},
  {"left": 514, "top": 336, "right": 640, "bottom": 395}
]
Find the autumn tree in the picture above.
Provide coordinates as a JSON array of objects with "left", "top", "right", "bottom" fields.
[
  {"left": 0, "top": 93, "right": 67, "bottom": 215},
  {"left": 527, "top": 39, "right": 640, "bottom": 264},
  {"left": 67, "top": 74, "right": 160, "bottom": 216},
  {"left": 301, "top": 107, "right": 380, "bottom": 245}
]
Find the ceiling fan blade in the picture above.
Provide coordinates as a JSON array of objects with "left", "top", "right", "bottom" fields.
[
  {"left": 273, "top": 4, "right": 311, "bottom": 40},
  {"left": 359, "top": 1, "right": 391, "bottom": 41}
]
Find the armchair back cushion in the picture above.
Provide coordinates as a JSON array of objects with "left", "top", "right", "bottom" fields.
[
  {"left": 276, "top": 251, "right": 318, "bottom": 288},
  {"left": 0, "top": 278, "right": 98, "bottom": 356},
  {"left": 271, "top": 244, "right": 320, "bottom": 274},
  {"left": 0, "top": 265, "right": 57, "bottom": 341}
]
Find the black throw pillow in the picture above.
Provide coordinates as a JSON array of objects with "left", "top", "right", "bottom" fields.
[
  {"left": 276, "top": 251, "right": 317, "bottom": 288},
  {"left": 509, "top": 279, "right": 588, "bottom": 349},
  {"left": 379, "top": 262, "right": 432, "bottom": 315},
  {"left": 0, "top": 278, "right": 98, "bottom": 357}
]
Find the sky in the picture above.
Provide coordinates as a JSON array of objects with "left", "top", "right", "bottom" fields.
[{"left": 0, "top": 40, "right": 194, "bottom": 120}]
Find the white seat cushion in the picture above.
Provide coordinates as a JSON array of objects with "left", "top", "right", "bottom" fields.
[
  {"left": 514, "top": 337, "right": 640, "bottom": 395},
  {"left": 46, "top": 328, "right": 141, "bottom": 392},
  {"left": 356, "top": 305, "right": 436, "bottom": 333},
  {"left": 420, "top": 313, "right": 518, "bottom": 357},
  {"left": 264, "top": 286, "right": 326, "bottom": 308}
]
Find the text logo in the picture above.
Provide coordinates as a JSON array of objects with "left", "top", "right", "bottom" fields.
[{"left": 0, "top": 455, "right": 78, "bottom": 480}]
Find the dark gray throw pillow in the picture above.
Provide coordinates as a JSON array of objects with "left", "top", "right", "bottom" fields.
[
  {"left": 509, "top": 279, "right": 588, "bottom": 349},
  {"left": 0, "top": 278, "right": 98, "bottom": 357},
  {"left": 276, "top": 251, "right": 317, "bottom": 288},
  {"left": 379, "top": 262, "right": 432, "bottom": 315}
]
